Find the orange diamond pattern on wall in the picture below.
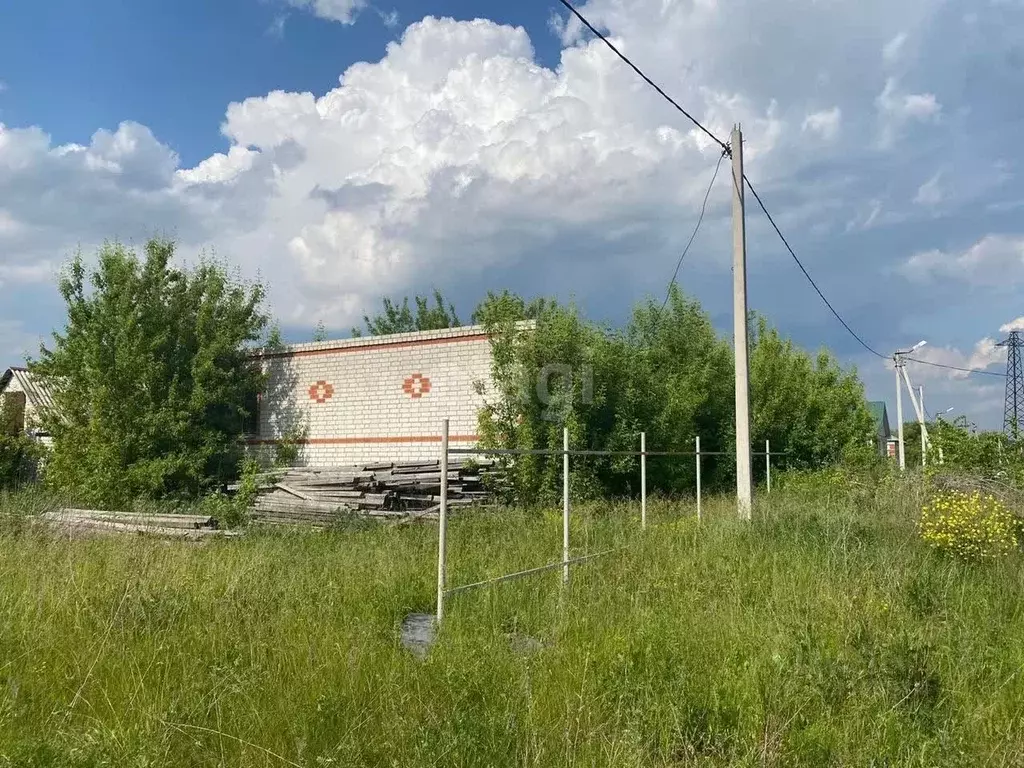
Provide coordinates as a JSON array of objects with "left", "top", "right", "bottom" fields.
[
  {"left": 402, "top": 373, "right": 432, "bottom": 399},
  {"left": 309, "top": 380, "right": 334, "bottom": 404}
]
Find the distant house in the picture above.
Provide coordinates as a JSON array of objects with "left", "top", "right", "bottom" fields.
[
  {"left": 867, "top": 400, "right": 894, "bottom": 458},
  {"left": 0, "top": 367, "right": 55, "bottom": 446}
]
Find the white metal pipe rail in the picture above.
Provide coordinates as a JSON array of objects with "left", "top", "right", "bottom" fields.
[
  {"left": 434, "top": 423, "right": 784, "bottom": 624},
  {"left": 445, "top": 549, "right": 621, "bottom": 597}
]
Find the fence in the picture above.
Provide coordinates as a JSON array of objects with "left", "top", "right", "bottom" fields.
[{"left": 434, "top": 419, "right": 778, "bottom": 624}]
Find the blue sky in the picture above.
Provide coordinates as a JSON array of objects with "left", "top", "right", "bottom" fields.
[
  {"left": 0, "top": 0, "right": 563, "bottom": 166},
  {"left": 1, "top": 0, "right": 1023, "bottom": 428}
]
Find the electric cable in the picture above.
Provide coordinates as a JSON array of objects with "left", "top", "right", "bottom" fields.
[
  {"left": 660, "top": 147, "right": 728, "bottom": 312},
  {"left": 556, "top": 0, "right": 729, "bottom": 154}
]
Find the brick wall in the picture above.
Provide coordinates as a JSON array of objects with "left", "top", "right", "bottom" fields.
[{"left": 252, "top": 325, "right": 502, "bottom": 466}]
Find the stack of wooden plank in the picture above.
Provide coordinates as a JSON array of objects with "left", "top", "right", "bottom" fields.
[
  {"left": 244, "top": 459, "right": 499, "bottom": 526},
  {"left": 41, "top": 508, "right": 232, "bottom": 539}
]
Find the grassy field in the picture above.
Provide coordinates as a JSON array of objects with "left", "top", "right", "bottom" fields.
[{"left": 0, "top": 479, "right": 1022, "bottom": 767}]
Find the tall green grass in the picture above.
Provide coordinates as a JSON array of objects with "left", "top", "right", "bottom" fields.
[{"left": 0, "top": 484, "right": 1022, "bottom": 766}]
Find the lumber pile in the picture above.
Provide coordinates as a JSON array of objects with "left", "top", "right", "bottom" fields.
[
  {"left": 40, "top": 508, "right": 232, "bottom": 539},
  {"left": 241, "top": 459, "right": 499, "bottom": 526}
]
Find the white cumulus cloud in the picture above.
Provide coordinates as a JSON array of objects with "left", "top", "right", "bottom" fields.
[
  {"left": 913, "top": 172, "right": 943, "bottom": 206},
  {"left": 1, "top": 0, "right": 1023, "bottom": 374},
  {"left": 903, "top": 234, "right": 1024, "bottom": 285},
  {"left": 883, "top": 32, "right": 908, "bottom": 64},
  {"left": 876, "top": 77, "right": 940, "bottom": 146},
  {"left": 802, "top": 107, "right": 841, "bottom": 140},
  {"left": 284, "top": 0, "right": 365, "bottom": 24}
]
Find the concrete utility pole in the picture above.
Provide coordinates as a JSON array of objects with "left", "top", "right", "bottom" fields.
[
  {"left": 895, "top": 358, "right": 906, "bottom": 471},
  {"left": 893, "top": 340, "right": 926, "bottom": 472},
  {"left": 731, "top": 125, "right": 753, "bottom": 520},
  {"left": 900, "top": 366, "right": 927, "bottom": 466}
]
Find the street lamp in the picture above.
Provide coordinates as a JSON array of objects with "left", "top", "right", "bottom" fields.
[
  {"left": 902, "top": 340, "right": 927, "bottom": 355},
  {"left": 934, "top": 407, "right": 954, "bottom": 465}
]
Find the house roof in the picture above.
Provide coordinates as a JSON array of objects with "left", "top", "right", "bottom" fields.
[
  {"left": 867, "top": 401, "right": 890, "bottom": 436},
  {"left": 254, "top": 321, "right": 536, "bottom": 360},
  {"left": 0, "top": 367, "right": 56, "bottom": 417}
]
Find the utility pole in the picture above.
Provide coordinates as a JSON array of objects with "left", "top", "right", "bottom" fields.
[
  {"left": 731, "top": 125, "right": 752, "bottom": 520},
  {"left": 893, "top": 340, "right": 926, "bottom": 472},
  {"left": 895, "top": 357, "right": 906, "bottom": 471},
  {"left": 900, "top": 366, "right": 927, "bottom": 465}
]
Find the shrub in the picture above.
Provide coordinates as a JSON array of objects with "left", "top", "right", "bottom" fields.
[
  {"left": 33, "top": 238, "right": 269, "bottom": 507},
  {"left": 918, "top": 490, "right": 1020, "bottom": 560},
  {"left": 199, "top": 457, "right": 263, "bottom": 529},
  {"left": 473, "top": 287, "right": 873, "bottom": 504}
]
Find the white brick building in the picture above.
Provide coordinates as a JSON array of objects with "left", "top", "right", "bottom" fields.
[{"left": 252, "top": 325, "right": 509, "bottom": 466}]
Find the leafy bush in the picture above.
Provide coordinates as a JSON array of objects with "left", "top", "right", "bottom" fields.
[
  {"left": 198, "top": 458, "right": 263, "bottom": 529},
  {"left": 0, "top": 396, "right": 41, "bottom": 490},
  {"left": 0, "top": 434, "right": 40, "bottom": 490},
  {"left": 32, "top": 238, "right": 269, "bottom": 507},
  {"left": 473, "top": 286, "right": 876, "bottom": 503},
  {"left": 919, "top": 490, "right": 1020, "bottom": 560}
]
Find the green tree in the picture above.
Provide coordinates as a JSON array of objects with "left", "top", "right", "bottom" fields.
[
  {"left": 32, "top": 238, "right": 269, "bottom": 507},
  {"left": 471, "top": 290, "right": 551, "bottom": 326},
  {"left": 476, "top": 288, "right": 875, "bottom": 501},
  {"left": 475, "top": 286, "right": 734, "bottom": 501},
  {"left": 353, "top": 289, "right": 460, "bottom": 337},
  {"left": 312, "top": 320, "right": 328, "bottom": 342},
  {"left": 0, "top": 395, "right": 40, "bottom": 489},
  {"left": 924, "top": 417, "right": 1024, "bottom": 484},
  {"left": 749, "top": 316, "right": 875, "bottom": 469}
]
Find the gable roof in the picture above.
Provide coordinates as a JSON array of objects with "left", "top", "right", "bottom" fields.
[
  {"left": 0, "top": 367, "right": 56, "bottom": 417},
  {"left": 867, "top": 401, "right": 890, "bottom": 436}
]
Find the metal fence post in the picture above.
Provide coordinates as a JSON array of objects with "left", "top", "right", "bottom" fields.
[
  {"left": 563, "top": 427, "right": 570, "bottom": 586},
  {"left": 765, "top": 438, "right": 771, "bottom": 495},
  {"left": 640, "top": 431, "right": 647, "bottom": 530},
  {"left": 695, "top": 435, "right": 702, "bottom": 523},
  {"left": 436, "top": 419, "right": 449, "bottom": 624}
]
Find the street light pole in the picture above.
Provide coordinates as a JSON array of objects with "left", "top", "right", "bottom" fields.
[
  {"left": 919, "top": 385, "right": 927, "bottom": 468},
  {"left": 935, "top": 407, "right": 953, "bottom": 465}
]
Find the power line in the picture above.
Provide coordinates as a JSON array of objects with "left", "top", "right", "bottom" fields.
[
  {"left": 661, "top": 147, "right": 729, "bottom": 312},
  {"left": 556, "top": 0, "right": 1000, "bottom": 378},
  {"left": 554, "top": 0, "right": 887, "bottom": 359},
  {"left": 904, "top": 357, "right": 1006, "bottom": 378},
  {"left": 741, "top": 176, "right": 887, "bottom": 360},
  {"left": 555, "top": 0, "right": 730, "bottom": 154},
  {"left": 743, "top": 173, "right": 1008, "bottom": 378}
]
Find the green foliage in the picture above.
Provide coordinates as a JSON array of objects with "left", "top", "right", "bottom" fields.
[
  {"left": 199, "top": 457, "right": 262, "bottom": 529},
  {"left": 749, "top": 316, "right": 876, "bottom": 470},
  {"left": 32, "top": 238, "right": 269, "bottom": 507},
  {"left": 906, "top": 417, "right": 1024, "bottom": 487},
  {"left": 476, "top": 287, "right": 874, "bottom": 503},
  {"left": 0, "top": 397, "right": 40, "bottom": 490},
  {"left": 353, "top": 289, "right": 460, "bottom": 337},
  {"left": 272, "top": 424, "right": 306, "bottom": 467},
  {"left": 471, "top": 289, "right": 551, "bottom": 326},
  {"left": 312, "top": 320, "right": 328, "bottom": 342},
  {"left": 949, "top": 420, "right": 1024, "bottom": 478}
]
